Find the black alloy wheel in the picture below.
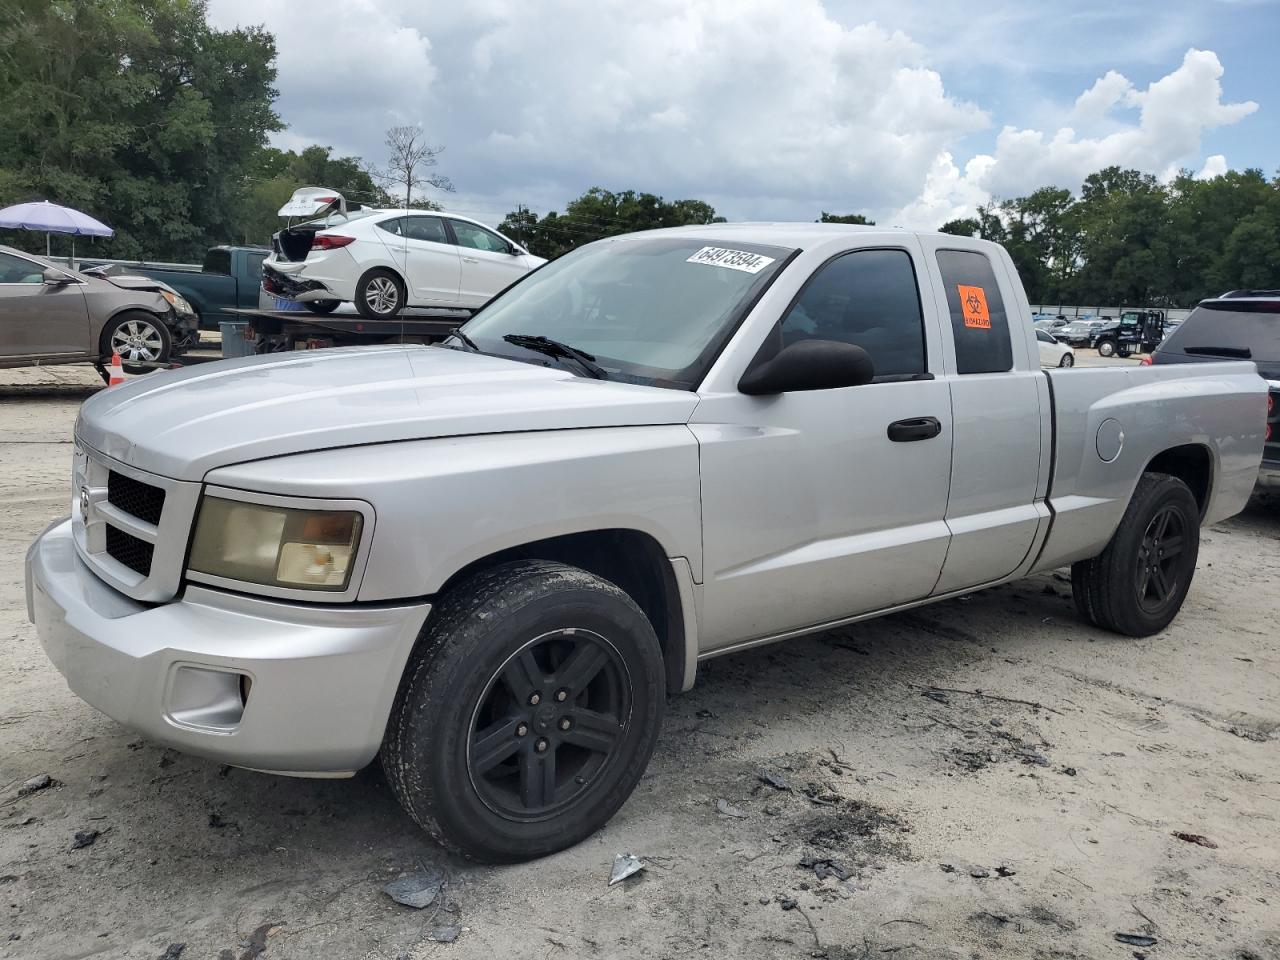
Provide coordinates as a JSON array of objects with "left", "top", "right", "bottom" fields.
[
  {"left": 1135, "top": 504, "right": 1187, "bottom": 614},
  {"left": 467, "top": 628, "right": 630, "bottom": 819}
]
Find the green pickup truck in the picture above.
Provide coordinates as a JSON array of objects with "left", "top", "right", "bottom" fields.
[{"left": 80, "top": 246, "right": 267, "bottom": 330}]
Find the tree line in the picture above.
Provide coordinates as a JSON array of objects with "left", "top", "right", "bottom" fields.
[
  {"left": 1, "top": 1, "right": 1274, "bottom": 305},
  {"left": 940, "top": 167, "right": 1280, "bottom": 306}
]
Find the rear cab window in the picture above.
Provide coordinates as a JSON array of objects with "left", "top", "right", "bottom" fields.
[
  {"left": 203, "top": 249, "right": 232, "bottom": 275},
  {"left": 935, "top": 249, "right": 1013, "bottom": 374}
]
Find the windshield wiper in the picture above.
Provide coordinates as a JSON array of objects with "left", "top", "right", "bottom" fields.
[
  {"left": 503, "top": 334, "right": 608, "bottom": 379},
  {"left": 1183, "top": 345, "right": 1252, "bottom": 359}
]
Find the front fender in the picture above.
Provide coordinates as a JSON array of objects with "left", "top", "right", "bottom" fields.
[{"left": 204, "top": 426, "right": 704, "bottom": 602}]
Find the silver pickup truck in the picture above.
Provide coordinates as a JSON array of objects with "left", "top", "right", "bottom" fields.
[{"left": 26, "top": 225, "right": 1267, "bottom": 862}]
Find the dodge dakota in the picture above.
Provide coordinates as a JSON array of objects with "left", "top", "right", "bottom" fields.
[{"left": 26, "top": 225, "right": 1267, "bottom": 862}]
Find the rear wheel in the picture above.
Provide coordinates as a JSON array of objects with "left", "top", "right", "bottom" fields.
[
  {"left": 304, "top": 299, "right": 341, "bottom": 315},
  {"left": 100, "top": 311, "right": 171, "bottom": 372},
  {"left": 1059, "top": 353, "right": 1074, "bottom": 367},
  {"left": 1071, "top": 473, "right": 1200, "bottom": 636},
  {"left": 1097, "top": 339, "right": 1116, "bottom": 357},
  {"left": 355, "top": 269, "right": 405, "bottom": 320},
  {"left": 381, "top": 560, "right": 666, "bottom": 862}
]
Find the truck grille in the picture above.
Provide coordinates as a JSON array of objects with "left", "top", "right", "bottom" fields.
[
  {"left": 72, "top": 442, "right": 202, "bottom": 603},
  {"left": 107, "top": 470, "right": 166, "bottom": 526},
  {"left": 105, "top": 525, "right": 155, "bottom": 576}
]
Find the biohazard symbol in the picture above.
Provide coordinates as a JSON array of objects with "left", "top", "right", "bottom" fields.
[{"left": 957, "top": 284, "right": 990, "bottom": 329}]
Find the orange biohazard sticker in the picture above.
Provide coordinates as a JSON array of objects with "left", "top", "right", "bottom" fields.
[{"left": 957, "top": 284, "right": 991, "bottom": 329}]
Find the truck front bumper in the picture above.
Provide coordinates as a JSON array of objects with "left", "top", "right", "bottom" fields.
[{"left": 25, "top": 519, "right": 430, "bottom": 776}]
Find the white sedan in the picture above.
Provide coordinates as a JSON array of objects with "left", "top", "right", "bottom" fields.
[
  {"left": 1036, "top": 328, "right": 1075, "bottom": 367},
  {"left": 263, "top": 188, "right": 546, "bottom": 319}
]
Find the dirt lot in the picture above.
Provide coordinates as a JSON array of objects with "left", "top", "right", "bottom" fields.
[{"left": 2, "top": 366, "right": 1278, "bottom": 960}]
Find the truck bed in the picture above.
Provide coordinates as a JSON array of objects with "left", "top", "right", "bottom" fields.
[{"left": 1033, "top": 359, "right": 1265, "bottom": 572}]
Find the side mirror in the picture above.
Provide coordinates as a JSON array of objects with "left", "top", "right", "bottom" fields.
[
  {"left": 43, "top": 268, "right": 71, "bottom": 286},
  {"left": 739, "top": 339, "right": 875, "bottom": 395}
]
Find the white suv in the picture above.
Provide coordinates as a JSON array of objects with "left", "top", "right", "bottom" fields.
[{"left": 263, "top": 187, "right": 546, "bottom": 319}]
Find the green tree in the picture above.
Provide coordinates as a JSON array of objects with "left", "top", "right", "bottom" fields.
[
  {"left": 0, "top": 0, "right": 280, "bottom": 260},
  {"left": 500, "top": 187, "right": 723, "bottom": 259},
  {"left": 818, "top": 212, "right": 875, "bottom": 224}
]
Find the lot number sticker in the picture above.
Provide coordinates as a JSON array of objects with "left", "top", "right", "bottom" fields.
[
  {"left": 957, "top": 284, "right": 991, "bottom": 328},
  {"left": 686, "top": 246, "right": 776, "bottom": 274}
]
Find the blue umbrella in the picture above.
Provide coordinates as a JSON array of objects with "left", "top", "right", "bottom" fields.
[{"left": 0, "top": 200, "right": 113, "bottom": 264}]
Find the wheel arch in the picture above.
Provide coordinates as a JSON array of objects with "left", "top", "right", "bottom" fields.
[
  {"left": 1142, "top": 443, "right": 1213, "bottom": 516},
  {"left": 435, "top": 528, "right": 693, "bottom": 697}
]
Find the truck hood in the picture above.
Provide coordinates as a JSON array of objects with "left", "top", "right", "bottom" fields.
[{"left": 76, "top": 345, "right": 700, "bottom": 481}]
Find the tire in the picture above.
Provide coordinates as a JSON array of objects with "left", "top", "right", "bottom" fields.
[
  {"left": 381, "top": 560, "right": 666, "bottom": 862},
  {"left": 100, "top": 310, "right": 172, "bottom": 371},
  {"left": 355, "top": 269, "right": 406, "bottom": 319},
  {"left": 1117, "top": 344, "right": 1132, "bottom": 358},
  {"left": 304, "top": 299, "right": 341, "bottom": 315},
  {"left": 1097, "top": 339, "right": 1116, "bottom": 357},
  {"left": 1071, "top": 473, "right": 1201, "bottom": 636},
  {"left": 1059, "top": 353, "right": 1074, "bottom": 367}
]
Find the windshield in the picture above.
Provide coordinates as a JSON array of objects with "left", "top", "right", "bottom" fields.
[
  {"left": 457, "top": 236, "right": 794, "bottom": 388},
  {"left": 1158, "top": 302, "right": 1280, "bottom": 367}
]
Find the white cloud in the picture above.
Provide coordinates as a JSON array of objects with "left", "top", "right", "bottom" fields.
[
  {"left": 1196, "top": 154, "right": 1229, "bottom": 180},
  {"left": 206, "top": 2, "right": 1259, "bottom": 230},
  {"left": 892, "top": 49, "right": 1257, "bottom": 226}
]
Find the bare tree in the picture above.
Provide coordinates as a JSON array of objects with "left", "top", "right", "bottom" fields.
[{"left": 369, "top": 126, "right": 454, "bottom": 208}]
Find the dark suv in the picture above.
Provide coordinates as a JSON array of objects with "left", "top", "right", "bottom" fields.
[{"left": 1149, "top": 291, "right": 1279, "bottom": 488}]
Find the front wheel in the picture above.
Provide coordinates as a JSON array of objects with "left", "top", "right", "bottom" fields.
[
  {"left": 355, "top": 269, "right": 405, "bottom": 320},
  {"left": 1059, "top": 353, "right": 1074, "bottom": 367},
  {"left": 1097, "top": 339, "right": 1116, "bottom": 357},
  {"left": 381, "top": 560, "right": 666, "bottom": 862},
  {"left": 1071, "top": 473, "right": 1200, "bottom": 636},
  {"left": 100, "top": 311, "right": 172, "bottom": 371}
]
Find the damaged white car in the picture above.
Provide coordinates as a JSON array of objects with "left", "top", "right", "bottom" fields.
[{"left": 262, "top": 187, "right": 546, "bottom": 319}]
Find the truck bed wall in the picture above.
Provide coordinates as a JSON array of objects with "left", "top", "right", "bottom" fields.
[{"left": 1033, "top": 361, "right": 1266, "bottom": 572}]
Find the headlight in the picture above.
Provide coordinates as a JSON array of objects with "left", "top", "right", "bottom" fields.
[
  {"left": 160, "top": 290, "right": 195, "bottom": 315},
  {"left": 188, "top": 497, "right": 364, "bottom": 591}
]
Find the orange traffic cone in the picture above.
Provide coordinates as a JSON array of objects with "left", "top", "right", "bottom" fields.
[{"left": 107, "top": 352, "right": 126, "bottom": 386}]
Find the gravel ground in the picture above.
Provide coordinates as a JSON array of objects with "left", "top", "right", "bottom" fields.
[{"left": 2, "top": 360, "right": 1278, "bottom": 960}]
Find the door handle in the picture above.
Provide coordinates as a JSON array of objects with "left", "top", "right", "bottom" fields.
[
  {"left": 887, "top": 416, "right": 942, "bottom": 442},
  {"left": 461, "top": 257, "right": 479, "bottom": 264}
]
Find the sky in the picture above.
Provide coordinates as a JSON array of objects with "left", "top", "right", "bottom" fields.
[{"left": 206, "top": 0, "right": 1279, "bottom": 229}]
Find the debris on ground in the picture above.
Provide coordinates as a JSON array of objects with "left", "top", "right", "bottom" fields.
[
  {"left": 1172, "top": 832, "right": 1218, "bottom": 848},
  {"left": 1061, "top": 766, "right": 1077, "bottom": 776},
  {"left": 383, "top": 870, "right": 444, "bottom": 909},
  {"left": 70, "top": 829, "right": 101, "bottom": 850},
  {"left": 764, "top": 804, "right": 783, "bottom": 817},
  {"left": 756, "top": 769, "right": 793, "bottom": 792},
  {"left": 779, "top": 898, "right": 798, "bottom": 911},
  {"left": 208, "top": 813, "right": 237, "bottom": 830},
  {"left": 939, "top": 863, "right": 957, "bottom": 873},
  {"left": 969, "top": 867, "right": 990, "bottom": 879},
  {"left": 608, "top": 853, "right": 645, "bottom": 886},
  {"left": 427, "top": 925, "right": 463, "bottom": 943},
  {"left": 238, "top": 922, "right": 283, "bottom": 960},
  {"left": 799, "top": 856, "right": 852, "bottom": 882},
  {"left": 16, "top": 774, "right": 53, "bottom": 796},
  {"left": 1114, "top": 933, "right": 1158, "bottom": 947},
  {"left": 1015, "top": 748, "right": 1051, "bottom": 766},
  {"left": 695, "top": 709, "right": 716, "bottom": 719},
  {"left": 995, "top": 866, "right": 1016, "bottom": 877},
  {"left": 922, "top": 688, "right": 951, "bottom": 705},
  {"left": 716, "top": 798, "right": 748, "bottom": 819},
  {"left": 158, "top": 944, "right": 185, "bottom": 960}
]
